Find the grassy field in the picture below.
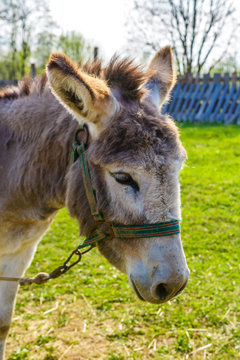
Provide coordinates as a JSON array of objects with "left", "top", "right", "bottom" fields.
[{"left": 6, "top": 125, "right": 240, "bottom": 360}]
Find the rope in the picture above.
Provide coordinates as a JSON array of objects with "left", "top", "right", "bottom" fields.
[{"left": 0, "top": 273, "right": 50, "bottom": 285}]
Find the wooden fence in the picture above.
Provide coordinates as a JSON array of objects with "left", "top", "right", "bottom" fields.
[
  {"left": 0, "top": 80, "right": 18, "bottom": 90},
  {"left": 162, "top": 73, "right": 240, "bottom": 124},
  {"left": 1, "top": 72, "right": 240, "bottom": 124}
]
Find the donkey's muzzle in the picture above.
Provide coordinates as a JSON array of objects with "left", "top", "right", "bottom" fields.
[
  {"left": 128, "top": 235, "right": 189, "bottom": 304},
  {"left": 130, "top": 270, "right": 189, "bottom": 304}
]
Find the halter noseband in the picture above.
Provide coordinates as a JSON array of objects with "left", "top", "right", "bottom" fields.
[{"left": 71, "top": 125, "right": 181, "bottom": 250}]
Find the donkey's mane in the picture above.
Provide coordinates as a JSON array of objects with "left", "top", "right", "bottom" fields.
[
  {"left": 0, "top": 74, "right": 48, "bottom": 100},
  {"left": 83, "top": 56, "right": 147, "bottom": 100},
  {"left": 0, "top": 56, "right": 147, "bottom": 101}
]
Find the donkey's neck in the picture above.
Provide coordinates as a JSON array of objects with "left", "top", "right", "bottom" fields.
[{"left": 0, "top": 92, "right": 79, "bottom": 221}]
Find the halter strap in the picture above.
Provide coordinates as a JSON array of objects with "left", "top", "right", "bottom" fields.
[
  {"left": 71, "top": 126, "right": 181, "bottom": 249},
  {"left": 112, "top": 220, "right": 181, "bottom": 238},
  {"left": 78, "top": 143, "right": 104, "bottom": 223}
]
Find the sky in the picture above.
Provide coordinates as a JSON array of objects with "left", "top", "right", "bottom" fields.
[
  {"left": 49, "top": 0, "right": 240, "bottom": 64},
  {"left": 50, "top": 0, "right": 132, "bottom": 60}
]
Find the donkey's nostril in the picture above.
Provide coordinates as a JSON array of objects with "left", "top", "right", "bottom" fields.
[{"left": 155, "top": 283, "right": 168, "bottom": 300}]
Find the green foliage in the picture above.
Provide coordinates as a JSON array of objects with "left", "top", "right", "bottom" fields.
[
  {"left": 0, "top": 0, "right": 55, "bottom": 79},
  {"left": 57, "top": 31, "right": 91, "bottom": 64},
  {"left": 7, "top": 125, "right": 240, "bottom": 359},
  {"left": 34, "top": 31, "right": 92, "bottom": 73},
  {"left": 0, "top": 49, "right": 31, "bottom": 80},
  {"left": 0, "top": 1, "right": 92, "bottom": 79},
  {"left": 33, "top": 31, "right": 57, "bottom": 72},
  {"left": 209, "top": 55, "right": 240, "bottom": 76}
]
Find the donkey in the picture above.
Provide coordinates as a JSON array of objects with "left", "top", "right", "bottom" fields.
[{"left": 0, "top": 46, "right": 189, "bottom": 358}]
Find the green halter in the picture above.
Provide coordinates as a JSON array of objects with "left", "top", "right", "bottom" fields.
[{"left": 71, "top": 126, "right": 181, "bottom": 249}]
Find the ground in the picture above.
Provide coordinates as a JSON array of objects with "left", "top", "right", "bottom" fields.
[{"left": 6, "top": 124, "right": 240, "bottom": 360}]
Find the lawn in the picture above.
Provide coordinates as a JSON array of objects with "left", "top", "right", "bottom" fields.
[{"left": 6, "top": 124, "right": 240, "bottom": 360}]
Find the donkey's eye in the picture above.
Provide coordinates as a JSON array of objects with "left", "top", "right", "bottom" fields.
[{"left": 110, "top": 172, "right": 139, "bottom": 191}]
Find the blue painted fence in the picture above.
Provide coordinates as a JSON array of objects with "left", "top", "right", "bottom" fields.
[{"left": 162, "top": 73, "right": 240, "bottom": 124}]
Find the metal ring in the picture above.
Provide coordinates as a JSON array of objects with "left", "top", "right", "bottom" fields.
[{"left": 75, "top": 124, "right": 89, "bottom": 148}]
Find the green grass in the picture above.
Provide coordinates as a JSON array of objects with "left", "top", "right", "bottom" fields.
[{"left": 7, "top": 124, "right": 240, "bottom": 359}]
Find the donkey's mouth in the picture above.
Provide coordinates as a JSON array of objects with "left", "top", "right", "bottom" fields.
[{"left": 130, "top": 277, "right": 146, "bottom": 301}]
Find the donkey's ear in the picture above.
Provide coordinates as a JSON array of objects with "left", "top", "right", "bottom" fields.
[
  {"left": 46, "top": 53, "right": 119, "bottom": 136},
  {"left": 143, "top": 46, "right": 176, "bottom": 108}
]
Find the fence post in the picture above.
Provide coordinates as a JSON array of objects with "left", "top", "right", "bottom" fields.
[
  {"left": 94, "top": 47, "right": 99, "bottom": 60},
  {"left": 31, "top": 63, "right": 36, "bottom": 79}
]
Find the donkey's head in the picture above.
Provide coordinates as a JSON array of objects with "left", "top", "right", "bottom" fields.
[{"left": 46, "top": 47, "right": 189, "bottom": 304}]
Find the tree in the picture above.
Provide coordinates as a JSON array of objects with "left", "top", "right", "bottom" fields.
[
  {"left": 0, "top": 0, "right": 56, "bottom": 79},
  {"left": 0, "top": 0, "right": 9, "bottom": 20},
  {"left": 0, "top": 1, "right": 92, "bottom": 80},
  {"left": 126, "top": 0, "right": 239, "bottom": 75},
  {"left": 57, "top": 31, "right": 91, "bottom": 64},
  {"left": 34, "top": 31, "right": 92, "bottom": 73},
  {"left": 210, "top": 55, "right": 239, "bottom": 74},
  {"left": 34, "top": 31, "right": 57, "bottom": 71}
]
